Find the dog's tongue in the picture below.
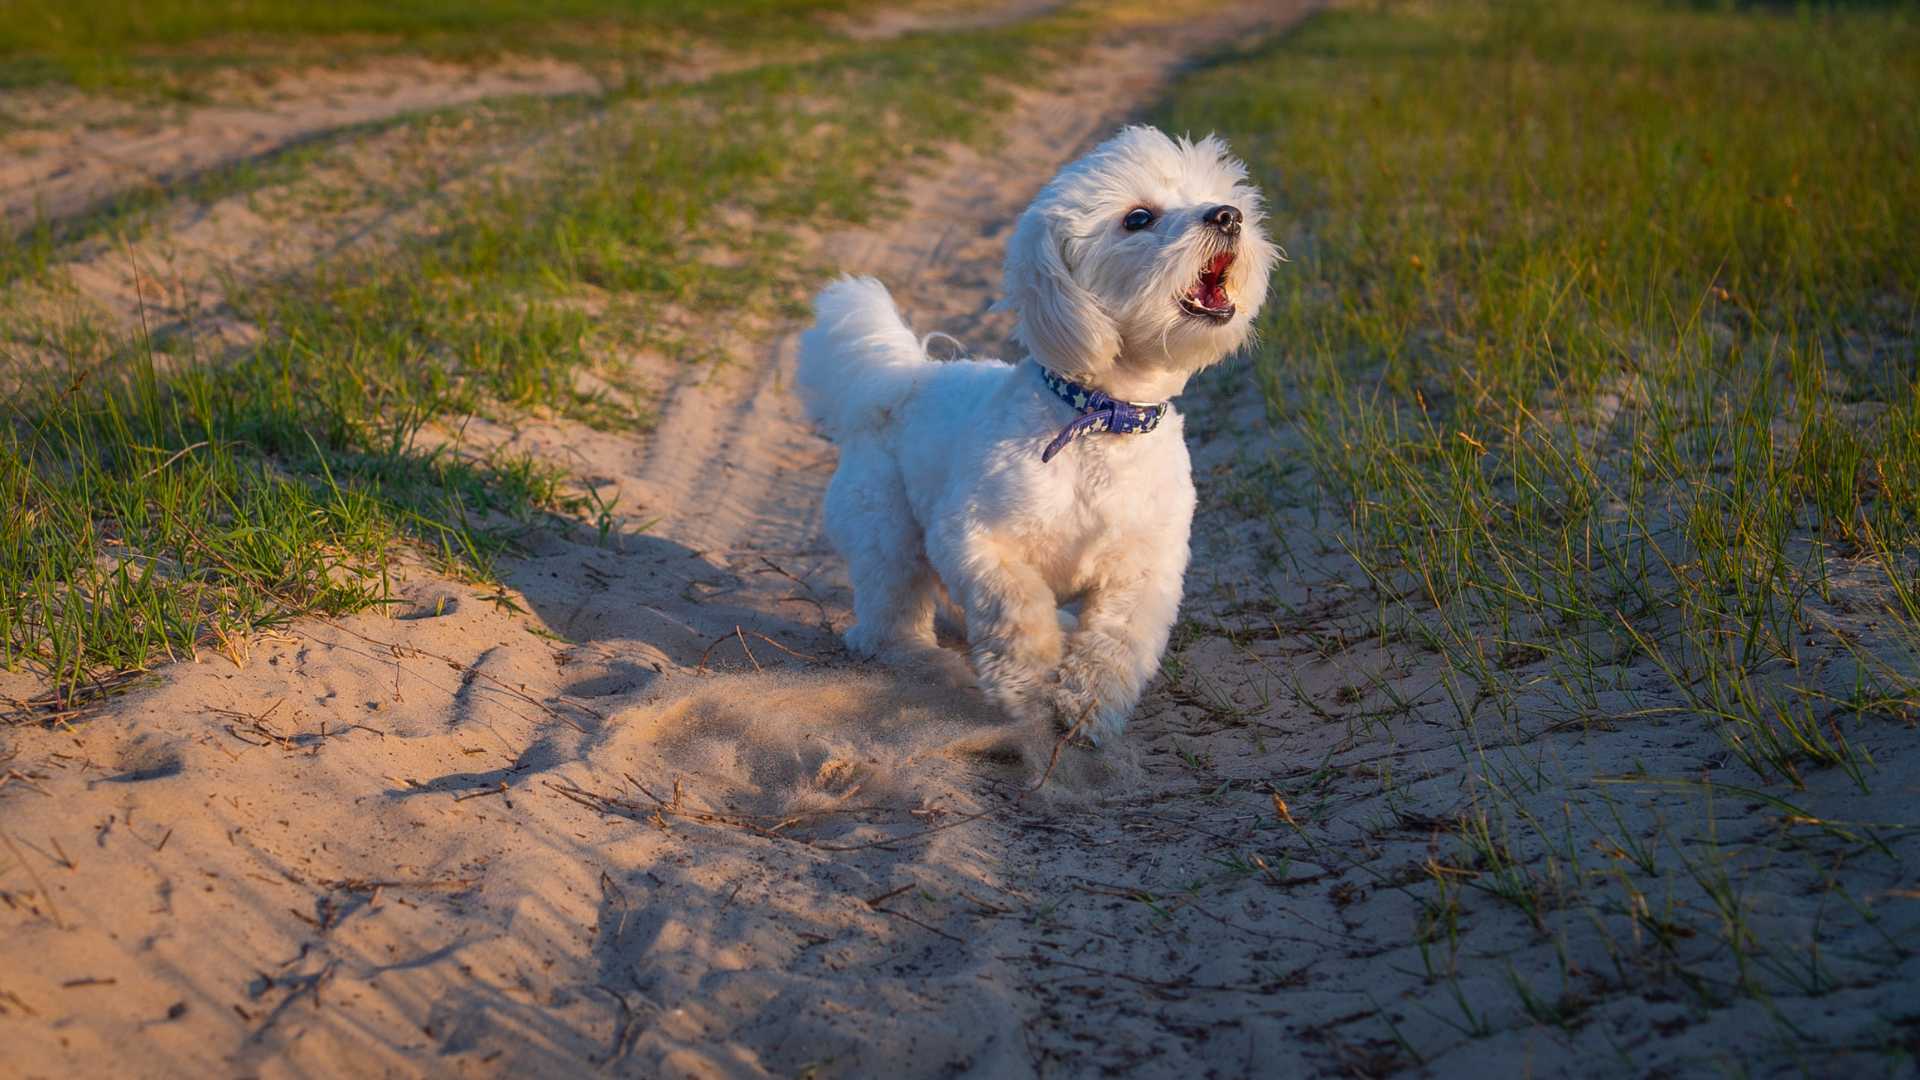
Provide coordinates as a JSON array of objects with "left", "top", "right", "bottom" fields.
[{"left": 1198, "top": 251, "right": 1234, "bottom": 309}]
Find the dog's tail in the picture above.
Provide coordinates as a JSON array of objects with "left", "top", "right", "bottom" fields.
[{"left": 797, "top": 275, "right": 927, "bottom": 442}]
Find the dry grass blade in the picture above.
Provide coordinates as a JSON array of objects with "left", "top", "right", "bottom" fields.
[
  {"left": 1, "top": 831, "right": 66, "bottom": 931},
  {"left": 696, "top": 626, "right": 820, "bottom": 674}
]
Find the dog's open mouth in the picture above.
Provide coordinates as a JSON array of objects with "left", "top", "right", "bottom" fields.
[{"left": 1178, "top": 250, "right": 1236, "bottom": 321}]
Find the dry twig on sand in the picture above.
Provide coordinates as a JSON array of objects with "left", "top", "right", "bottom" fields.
[{"left": 695, "top": 625, "right": 820, "bottom": 674}]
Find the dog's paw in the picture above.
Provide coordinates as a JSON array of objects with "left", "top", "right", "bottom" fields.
[
  {"left": 971, "top": 648, "right": 1055, "bottom": 725},
  {"left": 1044, "top": 681, "right": 1130, "bottom": 747},
  {"left": 1045, "top": 633, "right": 1139, "bottom": 746},
  {"left": 1044, "top": 680, "right": 1103, "bottom": 744},
  {"left": 843, "top": 622, "right": 886, "bottom": 660}
]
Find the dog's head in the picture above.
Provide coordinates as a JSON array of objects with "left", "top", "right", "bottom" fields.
[{"left": 1000, "top": 126, "right": 1276, "bottom": 397}]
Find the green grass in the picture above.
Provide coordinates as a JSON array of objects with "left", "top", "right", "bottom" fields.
[
  {"left": 0, "top": 0, "right": 870, "bottom": 89},
  {"left": 1157, "top": 0, "right": 1919, "bottom": 1063},
  {"left": 2, "top": 10, "right": 1079, "bottom": 707},
  {"left": 1164, "top": 0, "right": 1919, "bottom": 782}
]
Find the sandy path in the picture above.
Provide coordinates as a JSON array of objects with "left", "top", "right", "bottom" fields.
[
  {"left": 0, "top": 6, "right": 1324, "bottom": 1077},
  {"left": 0, "top": 58, "right": 604, "bottom": 231},
  {"left": 2, "top": 0, "right": 1091, "bottom": 383},
  {"left": 0, "top": 0, "right": 1084, "bottom": 236}
]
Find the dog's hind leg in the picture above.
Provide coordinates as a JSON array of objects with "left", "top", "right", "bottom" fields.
[{"left": 825, "top": 454, "right": 939, "bottom": 660}]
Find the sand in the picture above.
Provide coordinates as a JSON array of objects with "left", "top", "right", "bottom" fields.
[
  {"left": 0, "top": 57, "right": 603, "bottom": 232},
  {"left": 4, "top": 3, "right": 1917, "bottom": 1077}
]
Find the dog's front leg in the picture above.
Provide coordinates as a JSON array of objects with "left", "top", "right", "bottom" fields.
[
  {"left": 1050, "top": 543, "right": 1187, "bottom": 745},
  {"left": 931, "top": 526, "right": 1064, "bottom": 724}
]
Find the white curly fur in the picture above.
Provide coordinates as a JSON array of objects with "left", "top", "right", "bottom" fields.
[{"left": 796, "top": 126, "right": 1276, "bottom": 745}]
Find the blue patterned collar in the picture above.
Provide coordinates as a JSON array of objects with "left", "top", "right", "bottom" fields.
[{"left": 1036, "top": 365, "right": 1170, "bottom": 463}]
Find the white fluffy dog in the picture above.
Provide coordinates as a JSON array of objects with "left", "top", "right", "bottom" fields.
[{"left": 797, "top": 126, "right": 1275, "bottom": 745}]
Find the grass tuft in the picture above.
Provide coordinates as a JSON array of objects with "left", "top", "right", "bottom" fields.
[
  {"left": 3, "top": 9, "right": 1080, "bottom": 706},
  {"left": 1157, "top": 0, "right": 1920, "bottom": 1063},
  {"left": 1164, "top": 0, "right": 1919, "bottom": 784}
]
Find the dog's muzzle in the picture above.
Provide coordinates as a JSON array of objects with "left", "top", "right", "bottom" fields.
[{"left": 1180, "top": 247, "right": 1237, "bottom": 321}]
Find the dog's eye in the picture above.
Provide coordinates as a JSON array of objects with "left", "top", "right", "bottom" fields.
[{"left": 1122, "top": 207, "right": 1155, "bottom": 231}]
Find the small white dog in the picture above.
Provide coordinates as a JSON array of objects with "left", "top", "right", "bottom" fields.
[{"left": 797, "top": 125, "right": 1275, "bottom": 745}]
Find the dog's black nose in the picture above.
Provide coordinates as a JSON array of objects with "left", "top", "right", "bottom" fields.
[{"left": 1204, "top": 204, "right": 1242, "bottom": 235}]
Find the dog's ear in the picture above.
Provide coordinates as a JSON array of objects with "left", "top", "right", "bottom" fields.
[{"left": 999, "top": 207, "right": 1119, "bottom": 376}]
